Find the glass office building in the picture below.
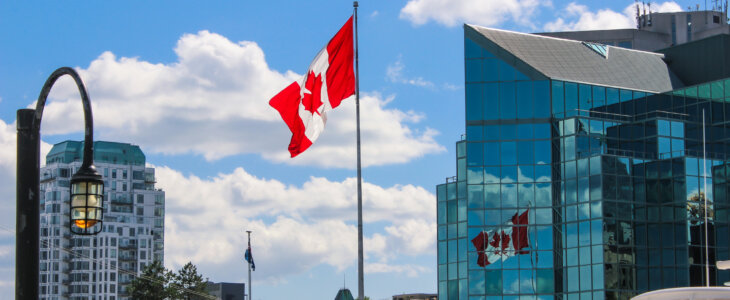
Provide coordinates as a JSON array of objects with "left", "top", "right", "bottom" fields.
[{"left": 436, "top": 25, "right": 730, "bottom": 300}]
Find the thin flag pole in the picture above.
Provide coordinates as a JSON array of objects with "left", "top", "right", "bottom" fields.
[
  {"left": 353, "top": 2, "right": 364, "bottom": 300},
  {"left": 247, "top": 230, "right": 252, "bottom": 300},
  {"left": 702, "top": 110, "right": 710, "bottom": 286}
]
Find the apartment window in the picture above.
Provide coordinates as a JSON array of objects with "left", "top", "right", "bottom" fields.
[
  {"left": 136, "top": 207, "right": 144, "bottom": 216},
  {"left": 111, "top": 170, "right": 116, "bottom": 179},
  {"left": 137, "top": 194, "right": 144, "bottom": 204},
  {"left": 122, "top": 170, "right": 127, "bottom": 179}
]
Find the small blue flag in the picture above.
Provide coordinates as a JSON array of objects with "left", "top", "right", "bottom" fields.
[{"left": 245, "top": 245, "right": 256, "bottom": 271}]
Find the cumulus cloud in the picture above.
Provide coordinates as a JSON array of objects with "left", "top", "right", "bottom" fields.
[
  {"left": 386, "top": 55, "right": 435, "bottom": 88},
  {"left": 155, "top": 165, "right": 437, "bottom": 282},
  {"left": 543, "top": 1, "right": 682, "bottom": 32},
  {"left": 36, "top": 30, "right": 443, "bottom": 168},
  {"left": 400, "top": 0, "right": 548, "bottom": 27}
]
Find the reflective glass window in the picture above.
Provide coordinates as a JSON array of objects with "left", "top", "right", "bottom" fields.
[
  {"left": 439, "top": 241, "right": 448, "bottom": 264},
  {"left": 438, "top": 202, "right": 446, "bottom": 224},
  {"left": 459, "top": 239, "right": 468, "bottom": 261},
  {"left": 484, "top": 142, "right": 500, "bottom": 166},
  {"left": 468, "top": 168, "right": 484, "bottom": 185},
  {"left": 502, "top": 184, "right": 517, "bottom": 208},
  {"left": 517, "top": 123, "right": 532, "bottom": 140},
  {"left": 534, "top": 140, "right": 551, "bottom": 164},
  {"left": 502, "top": 270, "right": 519, "bottom": 294},
  {"left": 565, "top": 82, "right": 578, "bottom": 116},
  {"left": 535, "top": 166, "right": 551, "bottom": 182},
  {"left": 458, "top": 201, "right": 467, "bottom": 221},
  {"left": 498, "top": 60, "right": 515, "bottom": 81},
  {"left": 500, "top": 82, "right": 516, "bottom": 119},
  {"left": 579, "top": 84, "right": 592, "bottom": 110},
  {"left": 580, "top": 265, "right": 592, "bottom": 290},
  {"left": 459, "top": 158, "right": 466, "bottom": 181},
  {"left": 501, "top": 124, "right": 516, "bottom": 140},
  {"left": 448, "top": 201, "right": 458, "bottom": 223},
  {"left": 484, "top": 125, "right": 499, "bottom": 140},
  {"left": 501, "top": 142, "right": 517, "bottom": 165},
  {"left": 484, "top": 185, "right": 500, "bottom": 209},
  {"left": 465, "top": 38, "right": 483, "bottom": 58},
  {"left": 484, "top": 83, "right": 499, "bottom": 120},
  {"left": 593, "top": 86, "right": 606, "bottom": 109},
  {"left": 468, "top": 210, "right": 484, "bottom": 226},
  {"left": 466, "top": 59, "right": 484, "bottom": 82},
  {"left": 466, "top": 84, "right": 484, "bottom": 121},
  {"left": 518, "top": 183, "right": 534, "bottom": 206},
  {"left": 520, "top": 269, "right": 535, "bottom": 294},
  {"left": 712, "top": 80, "right": 724, "bottom": 99},
  {"left": 502, "top": 165, "right": 518, "bottom": 184},
  {"left": 467, "top": 143, "right": 484, "bottom": 166},
  {"left": 552, "top": 81, "right": 564, "bottom": 116},
  {"left": 534, "top": 80, "right": 551, "bottom": 118},
  {"left": 517, "top": 81, "right": 533, "bottom": 119},
  {"left": 484, "top": 167, "right": 500, "bottom": 183},
  {"left": 671, "top": 121, "right": 684, "bottom": 138},
  {"left": 517, "top": 141, "right": 534, "bottom": 165},
  {"left": 699, "top": 83, "right": 711, "bottom": 99},
  {"left": 467, "top": 125, "right": 483, "bottom": 141},
  {"left": 485, "top": 269, "right": 502, "bottom": 294},
  {"left": 606, "top": 88, "right": 619, "bottom": 105},
  {"left": 536, "top": 269, "right": 554, "bottom": 293},
  {"left": 658, "top": 120, "right": 670, "bottom": 136},
  {"left": 620, "top": 89, "right": 633, "bottom": 102},
  {"left": 469, "top": 270, "right": 486, "bottom": 295},
  {"left": 447, "top": 183, "right": 457, "bottom": 200},
  {"left": 484, "top": 60, "right": 499, "bottom": 82},
  {"left": 448, "top": 240, "right": 458, "bottom": 263},
  {"left": 535, "top": 183, "right": 551, "bottom": 206}
]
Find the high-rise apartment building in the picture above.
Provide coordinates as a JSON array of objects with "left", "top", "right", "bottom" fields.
[
  {"left": 39, "top": 141, "right": 165, "bottom": 300},
  {"left": 436, "top": 22, "right": 730, "bottom": 299}
]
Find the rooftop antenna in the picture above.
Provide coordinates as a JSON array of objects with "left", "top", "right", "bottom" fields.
[
  {"left": 648, "top": 2, "right": 652, "bottom": 25},
  {"left": 636, "top": 1, "right": 642, "bottom": 28}
]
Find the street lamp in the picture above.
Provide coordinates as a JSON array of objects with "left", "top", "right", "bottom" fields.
[{"left": 16, "top": 67, "right": 101, "bottom": 299}]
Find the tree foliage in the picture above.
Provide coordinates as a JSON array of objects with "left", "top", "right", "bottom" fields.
[{"left": 128, "top": 260, "right": 212, "bottom": 300}]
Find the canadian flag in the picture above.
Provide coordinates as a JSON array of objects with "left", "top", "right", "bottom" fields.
[
  {"left": 471, "top": 209, "right": 530, "bottom": 267},
  {"left": 269, "top": 16, "right": 356, "bottom": 157}
]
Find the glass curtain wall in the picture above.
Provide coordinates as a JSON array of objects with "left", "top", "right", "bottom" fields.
[{"left": 436, "top": 32, "right": 730, "bottom": 300}]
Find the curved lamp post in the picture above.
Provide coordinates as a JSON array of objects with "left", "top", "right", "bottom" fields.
[{"left": 16, "top": 67, "right": 103, "bottom": 299}]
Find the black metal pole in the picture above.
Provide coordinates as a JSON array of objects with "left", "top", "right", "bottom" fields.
[
  {"left": 16, "top": 67, "right": 97, "bottom": 300},
  {"left": 16, "top": 108, "right": 40, "bottom": 299}
]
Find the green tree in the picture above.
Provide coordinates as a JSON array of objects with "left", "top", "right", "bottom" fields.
[
  {"left": 128, "top": 260, "right": 212, "bottom": 300},
  {"left": 171, "top": 262, "right": 210, "bottom": 300},
  {"left": 127, "top": 260, "right": 176, "bottom": 300}
]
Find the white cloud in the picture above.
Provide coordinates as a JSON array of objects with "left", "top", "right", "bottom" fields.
[
  {"left": 386, "top": 55, "right": 435, "bottom": 89},
  {"left": 543, "top": 1, "right": 683, "bottom": 32},
  {"left": 400, "top": 0, "right": 548, "bottom": 28},
  {"left": 155, "top": 165, "right": 437, "bottom": 283},
  {"left": 35, "top": 30, "right": 444, "bottom": 168},
  {"left": 370, "top": 10, "right": 379, "bottom": 18}
]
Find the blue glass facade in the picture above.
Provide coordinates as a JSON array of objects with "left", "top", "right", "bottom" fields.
[{"left": 437, "top": 34, "right": 730, "bottom": 300}]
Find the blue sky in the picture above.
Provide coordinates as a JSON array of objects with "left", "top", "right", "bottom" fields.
[{"left": 0, "top": 0, "right": 701, "bottom": 299}]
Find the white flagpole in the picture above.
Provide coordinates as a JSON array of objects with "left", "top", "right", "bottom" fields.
[
  {"left": 353, "top": 2, "right": 364, "bottom": 300},
  {"left": 247, "top": 230, "right": 252, "bottom": 300}
]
